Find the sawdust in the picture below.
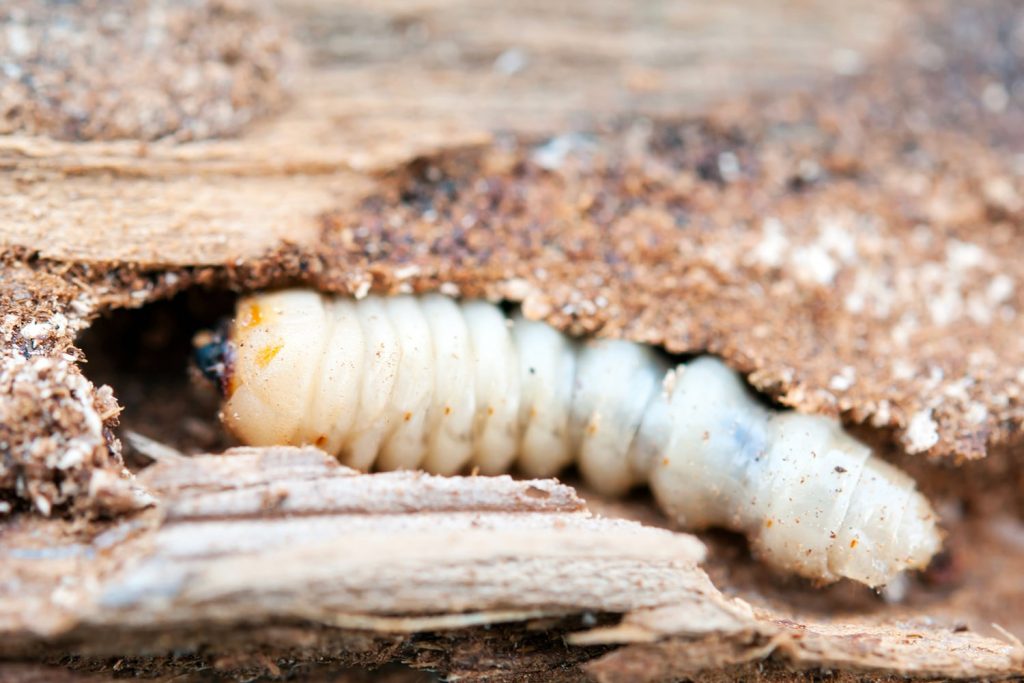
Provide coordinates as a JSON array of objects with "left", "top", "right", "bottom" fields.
[
  {"left": 0, "top": 263, "right": 149, "bottom": 517},
  {"left": 0, "top": 1, "right": 1023, "bottom": 678},
  {"left": 0, "top": 0, "right": 294, "bottom": 141}
]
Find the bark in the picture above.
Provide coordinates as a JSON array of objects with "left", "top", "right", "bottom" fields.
[
  {"left": 3, "top": 0, "right": 1024, "bottom": 679},
  {"left": 2, "top": 447, "right": 1019, "bottom": 680}
]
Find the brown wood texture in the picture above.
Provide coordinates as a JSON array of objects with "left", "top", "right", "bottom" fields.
[
  {"left": 4, "top": 0, "right": 1024, "bottom": 680},
  {"left": 2, "top": 447, "right": 1020, "bottom": 681},
  {"left": 0, "top": 0, "right": 902, "bottom": 265}
]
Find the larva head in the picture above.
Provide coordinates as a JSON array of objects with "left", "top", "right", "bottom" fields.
[
  {"left": 194, "top": 327, "right": 233, "bottom": 393},
  {"left": 198, "top": 290, "right": 331, "bottom": 447}
]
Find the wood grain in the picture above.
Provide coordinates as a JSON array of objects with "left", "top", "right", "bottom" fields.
[
  {"left": 4, "top": 0, "right": 1024, "bottom": 679},
  {"left": 1, "top": 447, "right": 1020, "bottom": 680}
]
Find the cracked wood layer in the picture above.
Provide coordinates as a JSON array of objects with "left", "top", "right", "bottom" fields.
[
  {"left": 3, "top": 0, "right": 1024, "bottom": 680},
  {"left": 0, "top": 447, "right": 1020, "bottom": 681},
  {"left": 0, "top": 0, "right": 900, "bottom": 266}
]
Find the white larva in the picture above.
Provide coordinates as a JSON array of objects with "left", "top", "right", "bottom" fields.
[{"left": 212, "top": 289, "right": 941, "bottom": 588}]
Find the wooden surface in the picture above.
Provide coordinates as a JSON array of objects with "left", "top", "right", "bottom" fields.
[
  {"left": 4, "top": 0, "right": 1024, "bottom": 680},
  {"left": 0, "top": 0, "right": 902, "bottom": 266},
  {"left": 2, "top": 447, "right": 1019, "bottom": 681}
]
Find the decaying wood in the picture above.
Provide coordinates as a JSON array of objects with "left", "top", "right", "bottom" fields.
[
  {"left": 1, "top": 447, "right": 1020, "bottom": 681},
  {"left": 0, "top": 0, "right": 901, "bottom": 266},
  {"left": 0, "top": 0, "right": 294, "bottom": 143},
  {"left": 0, "top": 447, "right": 713, "bottom": 635},
  {"left": 582, "top": 614, "right": 1024, "bottom": 682},
  {"left": 6, "top": 0, "right": 1024, "bottom": 513},
  {"left": 4, "top": 0, "right": 1024, "bottom": 679}
]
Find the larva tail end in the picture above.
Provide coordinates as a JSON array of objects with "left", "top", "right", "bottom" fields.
[
  {"left": 859, "top": 492, "right": 943, "bottom": 594},
  {"left": 894, "top": 491, "right": 944, "bottom": 576},
  {"left": 829, "top": 481, "right": 943, "bottom": 589}
]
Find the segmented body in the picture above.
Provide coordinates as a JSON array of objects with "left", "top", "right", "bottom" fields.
[{"left": 217, "top": 289, "right": 941, "bottom": 587}]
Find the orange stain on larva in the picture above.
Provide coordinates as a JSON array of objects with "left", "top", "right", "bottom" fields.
[
  {"left": 765, "top": 519, "right": 774, "bottom": 528},
  {"left": 256, "top": 344, "right": 283, "bottom": 368},
  {"left": 240, "top": 303, "right": 263, "bottom": 329},
  {"left": 444, "top": 405, "right": 452, "bottom": 416},
  {"left": 404, "top": 412, "right": 413, "bottom": 422},
  {"left": 850, "top": 538, "right": 859, "bottom": 549}
]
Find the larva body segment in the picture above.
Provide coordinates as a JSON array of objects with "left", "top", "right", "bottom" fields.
[
  {"left": 215, "top": 289, "right": 941, "bottom": 587},
  {"left": 572, "top": 340, "right": 668, "bottom": 497},
  {"left": 347, "top": 296, "right": 401, "bottom": 471},
  {"left": 461, "top": 300, "right": 521, "bottom": 474},
  {"left": 377, "top": 296, "right": 434, "bottom": 471},
  {"left": 298, "top": 298, "right": 364, "bottom": 457},
  {"left": 511, "top": 317, "right": 578, "bottom": 478},
  {"left": 223, "top": 290, "right": 329, "bottom": 447},
  {"left": 419, "top": 294, "right": 476, "bottom": 474}
]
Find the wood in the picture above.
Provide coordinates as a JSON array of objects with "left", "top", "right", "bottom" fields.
[
  {"left": 1, "top": 447, "right": 1020, "bottom": 680},
  {"left": 0, "top": 0, "right": 902, "bottom": 267},
  {"left": 4, "top": 0, "right": 1024, "bottom": 679}
]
